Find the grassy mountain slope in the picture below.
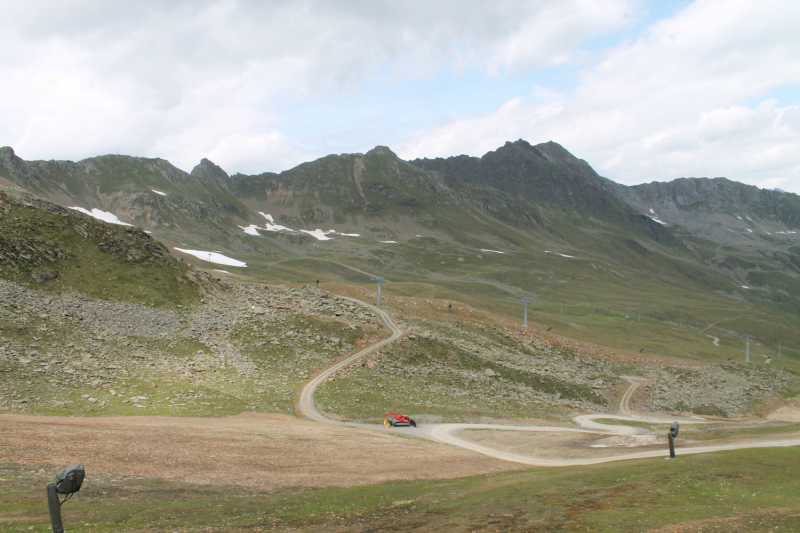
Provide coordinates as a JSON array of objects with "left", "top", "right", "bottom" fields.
[
  {"left": 0, "top": 188, "right": 202, "bottom": 307},
  {"left": 2, "top": 141, "right": 800, "bottom": 366},
  {"left": 1, "top": 171, "right": 798, "bottom": 423}
]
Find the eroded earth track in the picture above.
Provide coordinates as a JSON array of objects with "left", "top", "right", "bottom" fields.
[{"left": 300, "top": 298, "right": 800, "bottom": 466}]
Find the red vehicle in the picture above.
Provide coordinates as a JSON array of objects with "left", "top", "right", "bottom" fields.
[{"left": 383, "top": 413, "right": 416, "bottom": 428}]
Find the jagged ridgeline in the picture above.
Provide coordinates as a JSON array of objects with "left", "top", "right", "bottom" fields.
[
  {"left": 3, "top": 140, "right": 800, "bottom": 319},
  {"left": 0, "top": 189, "right": 207, "bottom": 306}
]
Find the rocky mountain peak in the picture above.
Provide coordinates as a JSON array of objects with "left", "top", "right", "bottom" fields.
[
  {"left": 0, "top": 146, "right": 16, "bottom": 162},
  {"left": 367, "top": 146, "right": 397, "bottom": 158},
  {"left": 191, "top": 158, "right": 229, "bottom": 185}
]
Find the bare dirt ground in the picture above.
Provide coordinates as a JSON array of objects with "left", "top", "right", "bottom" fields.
[
  {"left": 0, "top": 412, "right": 520, "bottom": 490},
  {"left": 765, "top": 397, "right": 800, "bottom": 422},
  {"left": 454, "top": 429, "right": 617, "bottom": 460}
]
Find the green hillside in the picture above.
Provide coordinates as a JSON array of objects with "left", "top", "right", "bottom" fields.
[
  {"left": 3, "top": 140, "right": 800, "bottom": 365},
  {"left": 0, "top": 188, "right": 203, "bottom": 307}
]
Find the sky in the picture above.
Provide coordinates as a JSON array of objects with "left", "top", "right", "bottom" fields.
[{"left": 1, "top": 0, "right": 799, "bottom": 191}]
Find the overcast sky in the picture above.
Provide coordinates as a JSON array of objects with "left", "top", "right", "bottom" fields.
[{"left": 1, "top": 0, "right": 798, "bottom": 191}]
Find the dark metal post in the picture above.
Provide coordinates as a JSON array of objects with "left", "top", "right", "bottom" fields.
[
  {"left": 668, "top": 422, "right": 679, "bottom": 459},
  {"left": 316, "top": 279, "right": 319, "bottom": 288},
  {"left": 46, "top": 482, "right": 64, "bottom": 533}
]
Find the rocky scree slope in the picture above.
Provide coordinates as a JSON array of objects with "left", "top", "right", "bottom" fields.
[
  {"left": 0, "top": 278, "right": 382, "bottom": 416},
  {"left": 316, "top": 312, "right": 792, "bottom": 422},
  {"left": 0, "top": 187, "right": 386, "bottom": 416}
]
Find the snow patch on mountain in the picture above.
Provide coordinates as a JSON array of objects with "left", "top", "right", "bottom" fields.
[
  {"left": 258, "top": 212, "right": 293, "bottom": 232},
  {"left": 174, "top": 248, "right": 247, "bottom": 267},
  {"left": 69, "top": 207, "right": 132, "bottom": 226},
  {"left": 253, "top": 212, "right": 360, "bottom": 240},
  {"left": 300, "top": 229, "right": 333, "bottom": 241},
  {"left": 238, "top": 224, "right": 261, "bottom": 236}
]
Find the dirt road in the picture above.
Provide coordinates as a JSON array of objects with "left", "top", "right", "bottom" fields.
[
  {"left": 300, "top": 299, "right": 800, "bottom": 467},
  {"left": 4, "top": 299, "right": 797, "bottom": 489},
  {"left": 0, "top": 412, "right": 517, "bottom": 490},
  {"left": 297, "top": 296, "right": 404, "bottom": 424}
]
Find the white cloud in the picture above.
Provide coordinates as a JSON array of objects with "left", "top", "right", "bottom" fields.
[
  {"left": 1, "top": 0, "right": 797, "bottom": 193},
  {"left": 400, "top": 97, "right": 565, "bottom": 160},
  {"left": 396, "top": 0, "right": 800, "bottom": 192},
  {"left": 0, "top": 0, "right": 633, "bottom": 172}
]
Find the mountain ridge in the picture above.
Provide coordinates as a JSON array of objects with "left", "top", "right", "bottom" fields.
[{"left": 3, "top": 140, "right": 800, "bottom": 321}]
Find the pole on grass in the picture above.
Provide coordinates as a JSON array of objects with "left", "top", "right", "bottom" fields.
[
  {"left": 668, "top": 422, "right": 679, "bottom": 459},
  {"left": 46, "top": 483, "right": 64, "bottom": 533},
  {"left": 371, "top": 276, "right": 387, "bottom": 306},
  {"left": 519, "top": 298, "right": 532, "bottom": 327},
  {"left": 46, "top": 463, "right": 85, "bottom": 533},
  {"left": 742, "top": 334, "right": 755, "bottom": 362}
]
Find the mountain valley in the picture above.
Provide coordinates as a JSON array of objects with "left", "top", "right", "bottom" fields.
[{"left": 2, "top": 140, "right": 800, "bottom": 533}]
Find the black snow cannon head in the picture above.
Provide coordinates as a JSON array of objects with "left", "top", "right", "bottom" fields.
[
  {"left": 669, "top": 422, "right": 679, "bottom": 439},
  {"left": 55, "top": 463, "right": 85, "bottom": 495}
]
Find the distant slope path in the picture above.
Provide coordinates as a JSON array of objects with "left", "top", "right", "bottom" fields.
[
  {"left": 298, "top": 299, "right": 800, "bottom": 466},
  {"left": 297, "top": 296, "right": 404, "bottom": 423}
]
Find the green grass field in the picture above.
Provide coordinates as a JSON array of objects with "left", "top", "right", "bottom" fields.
[
  {"left": 3, "top": 447, "right": 799, "bottom": 532},
  {"left": 341, "top": 278, "right": 800, "bottom": 376}
]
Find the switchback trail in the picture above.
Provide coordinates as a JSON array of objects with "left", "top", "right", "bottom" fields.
[
  {"left": 297, "top": 296, "right": 404, "bottom": 424},
  {"left": 298, "top": 298, "right": 800, "bottom": 466}
]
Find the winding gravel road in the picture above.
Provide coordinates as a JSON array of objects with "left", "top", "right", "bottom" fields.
[
  {"left": 298, "top": 298, "right": 800, "bottom": 466},
  {"left": 297, "top": 296, "right": 404, "bottom": 424}
]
